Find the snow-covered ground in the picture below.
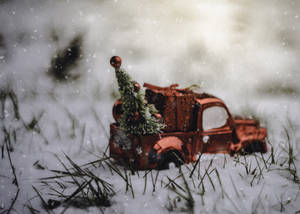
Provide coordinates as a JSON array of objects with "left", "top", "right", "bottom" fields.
[{"left": 0, "top": 0, "right": 300, "bottom": 213}]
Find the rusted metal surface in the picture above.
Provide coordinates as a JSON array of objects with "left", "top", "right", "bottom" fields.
[{"left": 109, "top": 80, "right": 268, "bottom": 170}]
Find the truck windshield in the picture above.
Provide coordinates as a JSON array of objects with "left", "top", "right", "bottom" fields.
[{"left": 202, "top": 106, "right": 228, "bottom": 131}]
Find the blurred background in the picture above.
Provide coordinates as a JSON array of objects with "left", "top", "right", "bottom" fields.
[{"left": 1, "top": 0, "right": 299, "bottom": 98}]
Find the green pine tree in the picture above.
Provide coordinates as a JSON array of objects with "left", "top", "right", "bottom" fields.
[{"left": 115, "top": 68, "right": 164, "bottom": 135}]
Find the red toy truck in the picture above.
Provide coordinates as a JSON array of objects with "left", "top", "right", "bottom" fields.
[{"left": 109, "top": 62, "right": 267, "bottom": 170}]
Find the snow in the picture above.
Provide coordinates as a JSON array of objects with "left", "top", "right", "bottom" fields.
[{"left": 0, "top": 0, "right": 300, "bottom": 213}]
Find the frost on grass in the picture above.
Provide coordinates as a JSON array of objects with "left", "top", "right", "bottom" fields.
[
  {"left": 25, "top": 116, "right": 300, "bottom": 213},
  {"left": 35, "top": 155, "right": 114, "bottom": 211},
  {"left": 0, "top": 85, "right": 300, "bottom": 214}
]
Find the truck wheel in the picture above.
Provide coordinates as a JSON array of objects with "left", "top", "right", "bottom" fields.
[
  {"left": 244, "top": 140, "right": 267, "bottom": 153},
  {"left": 157, "top": 150, "right": 184, "bottom": 170}
]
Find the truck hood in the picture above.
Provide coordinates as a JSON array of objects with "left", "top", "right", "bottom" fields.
[{"left": 234, "top": 117, "right": 267, "bottom": 142}]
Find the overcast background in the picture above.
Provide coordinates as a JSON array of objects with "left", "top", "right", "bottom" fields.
[{"left": 1, "top": 0, "right": 300, "bottom": 97}]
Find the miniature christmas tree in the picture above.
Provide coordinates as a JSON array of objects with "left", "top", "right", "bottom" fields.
[{"left": 110, "top": 56, "right": 164, "bottom": 135}]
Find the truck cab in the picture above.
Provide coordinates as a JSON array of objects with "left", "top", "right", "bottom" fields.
[
  {"left": 196, "top": 98, "right": 235, "bottom": 154},
  {"left": 109, "top": 83, "right": 267, "bottom": 170}
]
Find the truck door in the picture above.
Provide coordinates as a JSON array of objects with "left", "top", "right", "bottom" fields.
[{"left": 200, "top": 105, "right": 232, "bottom": 153}]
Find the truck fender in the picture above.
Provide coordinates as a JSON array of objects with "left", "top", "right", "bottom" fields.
[
  {"left": 153, "top": 136, "right": 183, "bottom": 155},
  {"left": 230, "top": 139, "right": 267, "bottom": 154},
  {"left": 148, "top": 136, "right": 185, "bottom": 166}
]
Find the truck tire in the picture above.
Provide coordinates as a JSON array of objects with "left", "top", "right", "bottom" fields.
[
  {"left": 157, "top": 150, "right": 184, "bottom": 170},
  {"left": 244, "top": 140, "right": 267, "bottom": 153}
]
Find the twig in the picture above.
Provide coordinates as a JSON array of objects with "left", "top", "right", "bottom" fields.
[{"left": 5, "top": 135, "right": 18, "bottom": 187}]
